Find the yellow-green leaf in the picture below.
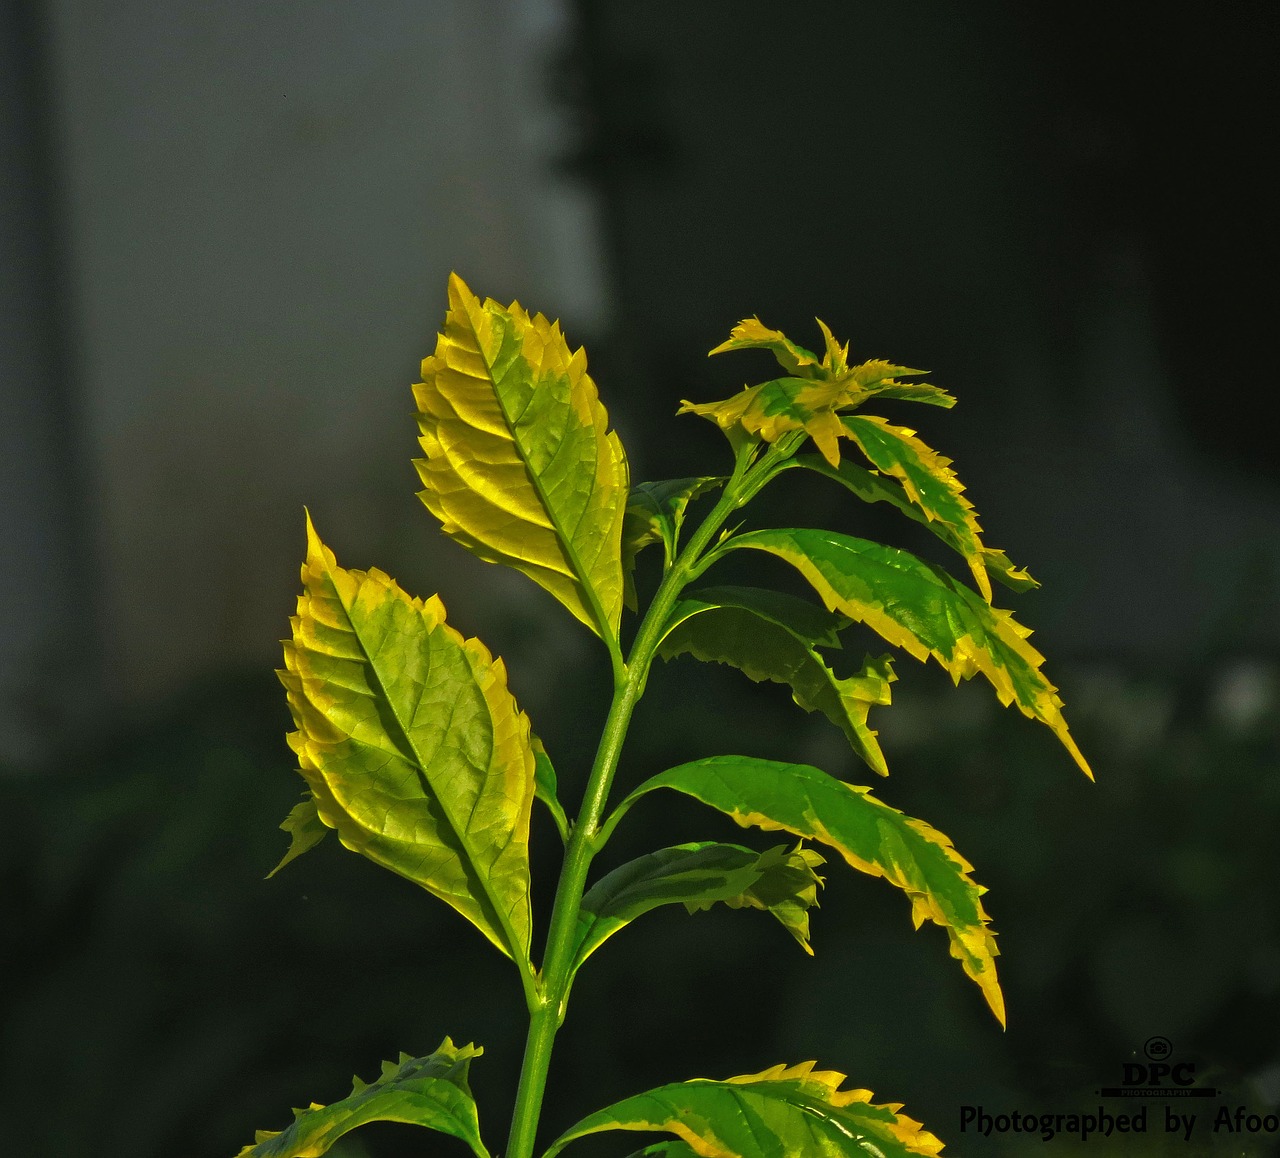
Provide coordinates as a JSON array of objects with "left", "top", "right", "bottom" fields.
[
  {"left": 658, "top": 585, "right": 896, "bottom": 776},
  {"left": 619, "top": 755, "right": 1004, "bottom": 1024},
  {"left": 414, "top": 273, "right": 629, "bottom": 640},
  {"left": 842, "top": 414, "right": 993, "bottom": 601},
  {"left": 236, "top": 1039, "right": 490, "bottom": 1158},
  {"left": 707, "top": 316, "right": 823, "bottom": 376},
  {"left": 572, "top": 842, "right": 824, "bottom": 976},
  {"left": 266, "top": 795, "right": 329, "bottom": 878},
  {"left": 728, "top": 527, "right": 1092, "bottom": 779},
  {"left": 689, "top": 317, "right": 954, "bottom": 466},
  {"left": 545, "top": 1060, "right": 945, "bottom": 1157},
  {"left": 279, "top": 515, "right": 535, "bottom": 962},
  {"left": 792, "top": 455, "right": 1039, "bottom": 594}
]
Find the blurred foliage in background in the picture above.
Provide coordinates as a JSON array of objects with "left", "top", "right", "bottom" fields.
[{"left": 4, "top": 642, "right": 1277, "bottom": 1156}]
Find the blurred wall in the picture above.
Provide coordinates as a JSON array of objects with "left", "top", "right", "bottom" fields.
[{"left": 2, "top": 0, "right": 607, "bottom": 765}]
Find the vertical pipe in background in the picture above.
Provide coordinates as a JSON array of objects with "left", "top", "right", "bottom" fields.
[{"left": 0, "top": 0, "right": 99, "bottom": 769}]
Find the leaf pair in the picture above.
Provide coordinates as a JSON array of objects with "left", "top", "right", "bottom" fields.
[
  {"left": 612, "top": 755, "right": 1005, "bottom": 1026},
  {"left": 235, "top": 1042, "right": 942, "bottom": 1158}
]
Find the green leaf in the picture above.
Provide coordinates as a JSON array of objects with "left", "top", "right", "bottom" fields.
[
  {"left": 622, "top": 478, "right": 723, "bottom": 610},
  {"left": 841, "top": 413, "right": 993, "bottom": 602},
  {"left": 236, "top": 1038, "right": 491, "bottom": 1158},
  {"left": 544, "top": 1060, "right": 945, "bottom": 1157},
  {"left": 621, "top": 1145, "right": 701, "bottom": 1158},
  {"left": 658, "top": 585, "right": 896, "bottom": 776},
  {"left": 266, "top": 794, "right": 329, "bottom": 878},
  {"left": 692, "top": 843, "right": 826, "bottom": 953},
  {"left": 414, "top": 273, "right": 629, "bottom": 641},
  {"left": 572, "top": 842, "right": 824, "bottom": 976},
  {"left": 793, "top": 455, "right": 1039, "bottom": 594},
  {"left": 279, "top": 515, "right": 535, "bottom": 964},
  {"left": 619, "top": 755, "right": 1004, "bottom": 1024},
  {"left": 533, "top": 735, "right": 569, "bottom": 846},
  {"left": 727, "top": 527, "right": 1091, "bottom": 779}
]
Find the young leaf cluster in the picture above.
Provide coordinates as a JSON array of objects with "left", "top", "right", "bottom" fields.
[{"left": 241, "top": 274, "right": 1091, "bottom": 1158}]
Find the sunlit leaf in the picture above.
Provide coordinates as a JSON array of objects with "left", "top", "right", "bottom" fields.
[
  {"left": 622, "top": 478, "right": 723, "bottom": 609},
  {"left": 533, "top": 734, "right": 569, "bottom": 846},
  {"left": 572, "top": 842, "right": 824, "bottom": 975},
  {"left": 545, "top": 1059, "right": 945, "bottom": 1157},
  {"left": 688, "top": 317, "right": 954, "bottom": 465},
  {"left": 792, "top": 455, "right": 1038, "bottom": 594},
  {"left": 619, "top": 756, "right": 1004, "bottom": 1023},
  {"left": 658, "top": 585, "right": 895, "bottom": 776},
  {"left": 414, "top": 273, "right": 629, "bottom": 640},
  {"left": 841, "top": 414, "right": 992, "bottom": 601},
  {"left": 707, "top": 316, "right": 823, "bottom": 376},
  {"left": 726, "top": 527, "right": 1091, "bottom": 779},
  {"left": 266, "top": 794, "right": 329, "bottom": 878},
  {"left": 236, "top": 1039, "right": 491, "bottom": 1158},
  {"left": 279, "top": 515, "right": 535, "bottom": 962}
]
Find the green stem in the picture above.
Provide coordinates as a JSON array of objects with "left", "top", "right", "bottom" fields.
[{"left": 503, "top": 444, "right": 756, "bottom": 1158}]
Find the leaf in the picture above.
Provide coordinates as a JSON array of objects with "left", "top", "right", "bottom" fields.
[
  {"left": 572, "top": 842, "right": 824, "bottom": 975},
  {"left": 658, "top": 585, "right": 896, "bottom": 776},
  {"left": 793, "top": 455, "right": 1039, "bottom": 594},
  {"left": 621, "top": 1145, "right": 702, "bottom": 1158},
  {"left": 619, "top": 756, "right": 1004, "bottom": 1024},
  {"left": 236, "top": 1038, "right": 491, "bottom": 1158},
  {"left": 279, "top": 515, "right": 535, "bottom": 962},
  {"left": 266, "top": 795, "right": 329, "bottom": 878},
  {"left": 690, "top": 843, "right": 826, "bottom": 953},
  {"left": 545, "top": 1060, "right": 945, "bottom": 1157},
  {"left": 679, "top": 377, "right": 853, "bottom": 467},
  {"left": 414, "top": 273, "right": 629, "bottom": 640},
  {"left": 841, "top": 413, "right": 993, "bottom": 601},
  {"left": 622, "top": 478, "right": 723, "bottom": 610},
  {"left": 726, "top": 527, "right": 1091, "bottom": 779},
  {"left": 533, "top": 735, "right": 569, "bottom": 846},
  {"left": 707, "top": 316, "right": 823, "bottom": 376},
  {"left": 689, "top": 315, "right": 954, "bottom": 466}
]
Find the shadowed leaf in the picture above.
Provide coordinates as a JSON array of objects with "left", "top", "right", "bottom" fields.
[
  {"left": 533, "top": 734, "right": 569, "bottom": 846},
  {"left": 658, "top": 585, "right": 896, "bottom": 776},
  {"left": 572, "top": 841, "right": 824, "bottom": 975},
  {"left": 622, "top": 478, "right": 723, "bottom": 609}
]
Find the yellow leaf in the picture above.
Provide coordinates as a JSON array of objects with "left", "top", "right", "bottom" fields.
[
  {"left": 280, "top": 515, "right": 535, "bottom": 962},
  {"left": 414, "top": 274, "right": 629, "bottom": 640}
]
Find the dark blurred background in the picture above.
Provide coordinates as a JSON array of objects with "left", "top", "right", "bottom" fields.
[{"left": 3, "top": 2, "right": 1278, "bottom": 1155}]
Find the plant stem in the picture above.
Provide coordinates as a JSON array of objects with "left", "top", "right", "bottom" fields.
[{"left": 503, "top": 447, "right": 756, "bottom": 1158}]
